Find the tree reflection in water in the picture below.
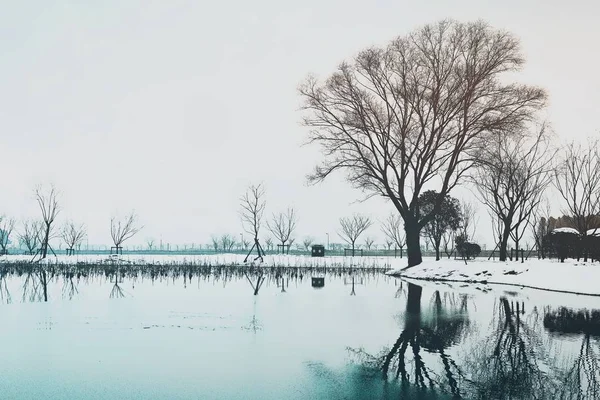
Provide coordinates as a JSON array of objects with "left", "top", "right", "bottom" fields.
[
  {"left": 0, "top": 271, "right": 11, "bottom": 304},
  {"left": 463, "top": 296, "right": 555, "bottom": 399},
  {"left": 544, "top": 307, "right": 600, "bottom": 399},
  {"left": 109, "top": 269, "right": 126, "bottom": 299},
  {"left": 61, "top": 272, "right": 79, "bottom": 300},
  {"left": 349, "top": 283, "right": 470, "bottom": 399}
]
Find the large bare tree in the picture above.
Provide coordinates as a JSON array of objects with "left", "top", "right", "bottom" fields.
[
  {"left": 19, "top": 220, "right": 42, "bottom": 255},
  {"left": 474, "top": 126, "right": 555, "bottom": 261},
  {"left": 554, "top": 138, "right": 600, "bottom": 261},
  {"left": 299, "top": 20, "right": 546, "bottom": 267},
  {"left": 61, "top": 221, "right": 87, "bottom": 255},
  {"left": 0, "top": 216, "right": 16, "bottom": 255},
  {"left": 110, "top": 212, "right": 141, "bottom": 253},
  {"left": 35, "top": 185, "right": 60, "bottom": 259},
  {"left": 339, "top": 214, "right": 372, "bottom": 255},
  {"left": 267, "top": 208, "right": 297, "bottom": 254},
  {"left": 240, "top": 183, "right": 267, "bottom": 262}
]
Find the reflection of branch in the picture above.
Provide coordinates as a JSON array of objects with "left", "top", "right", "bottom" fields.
[
  {"left": 0, "top": 275, "right": 11, "bottom": 304},
  {"left": 61, "top": 276, "right": 78, "bottom": 300},
  {"left": 22, "top": 271, "right": 44, "bottom": 302},
  {"left": 109, "top": 282, "right": 125, "bottom": 298}
]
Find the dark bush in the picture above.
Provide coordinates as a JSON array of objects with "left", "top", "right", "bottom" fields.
[
  {"left": 547, "top": 230, "right": 580, "bottom": 262},
  {"left": 457, "top": 242, "right": 481, "bottom": 260}
]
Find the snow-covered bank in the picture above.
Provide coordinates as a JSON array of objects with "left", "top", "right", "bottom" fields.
[
  {"left": 388, "top": 258, "right": 600, "bottom": 296},
  {"left": 0, "top": 253, "right": 399, "bottom": 270}
]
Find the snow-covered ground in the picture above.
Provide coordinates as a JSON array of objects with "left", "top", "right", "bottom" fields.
[{"left": 388, "top": 258, "right": 600, "bottom": 296}]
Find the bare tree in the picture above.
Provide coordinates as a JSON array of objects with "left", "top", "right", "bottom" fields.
[
  {"left": 458, "top": 201, "right": 478, "bottom": 244},
  {"left": 441, "top": 229, "right": 456, "bottom": 258},
  {"left": 34, "top": 185, "right": 60, "bottom": 259},
  {"left": 268, "top": 208, "right": 297, "bottom": 254},
  {"left": 303, "top": 237, "right": 314, "bottom": 251},
  {"left": 61, "top": 221, "right": 86, "bottom": 255},
  {"left": 381, "top": 213, "right": 405, "bottom": 254},
  {"left": 265, "top": 237, "right": 273, "bottom": 251},
  {"left": 146, "top": 238, "right": 155, "bottom": 250},
  {"left": 384, "top": 239, "right": 394, "bottom": 250},
  {"left": 554, "top": 138, "right": 600, "bottom": 261},
  {"left": 19, "top": 220, "right": 42, "bottom": 255},
  {"left": 339, "top": 214, "right": 372, "bottom": 255},
  {"left": 364, "top": 236, "right": 375, "bottom": 250},
  {"left": 211, "top": 235, "right": 219, "bottom": 251},
  {"left": 240, "top": 183, "right": 267, "bottom": 261},
  {"left": 0, "top": 216, "right": 16, "bottom": 255},
  {"left": 300, "top": 20, "right": 546, "bottom": 267},
  {"left": 530, "top": 201, "right": 552, "bottom": 259},
  {"left": 220, "top": 234, "right": 236, "bottom": 252},
  {"left": 110, "top": 212, "right": 141, "bottom": 252},
  {"left": 474, "top": 126, "right": 555, "bottom": 261},
  {"left": 242, "top": 238, "right": 250, "bottom": 250}
]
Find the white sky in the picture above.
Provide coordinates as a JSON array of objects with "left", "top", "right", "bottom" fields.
[{"left": 1, "top": 0, "right": 598, "bottom": 248}]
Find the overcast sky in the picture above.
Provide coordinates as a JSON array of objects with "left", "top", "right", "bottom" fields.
[{"left": 1, "top": 0, "right": 598, "bottom": 248}]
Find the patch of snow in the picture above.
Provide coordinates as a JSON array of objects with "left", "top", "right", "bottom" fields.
[
  {"left": 551, "top": 227, "right": 580, "bottom": 235},
  {"left": 388, "top": 258, "right": 600, "bottom": 296},
  {"left": 586, "top": 228, "right": 600, "bottom": 237}
]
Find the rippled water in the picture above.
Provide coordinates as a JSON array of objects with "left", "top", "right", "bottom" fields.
[{"left": 0, "top": 264, "right": 598, "bottom": 399}]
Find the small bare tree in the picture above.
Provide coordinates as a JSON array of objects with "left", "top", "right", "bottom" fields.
[
  {"left": 339, "top": 214, "right": 372, "bottom": 255},
  {"left": 381, "top": 213, "right": 405, "bottom": 255},
  {"left": 35, "top": 185, "right": 60, "bottom": 259},
  {"left": 146, "top": 238, "right": 155, "bottom": 250},
  {"left": 240, "top": 183, "right": 267, "bottom": 262},
  {"left": 20, "top": 220, "right": 42, "bottom": 255},
  {"left": 268, "top": 208, "right": 297, "bottom": 254},
  {"left": 211, "top": 235, "right": 220, "bottom": 251},
  {"left": 220, "top": 234, "right": 236, "bottom": 252},
  {"left": 554, "top": 138, "right": 600, "bottom": 261},
  {"left": 303, "top": 237, "right": 314, "bottom": 251},
  {"left": 364, "top": 237, "right": 375, "bottom": 250},
  {"left": 110, "top": 212, "right": 141, "bottom": 254},
  {"left": 0, "top": 216, "right": 16, "bottom": 255},
  {"left": 384, "top": 239, "right": 394, "bottom": 250},
  {"left": 61, "top": 221, "right": 86, "bottom": 255},
  {"left": 265, "top": 237, "right": 273, "bottom": 251}
]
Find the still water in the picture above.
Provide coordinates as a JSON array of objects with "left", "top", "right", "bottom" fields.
[{"left": 0, "top": 264, "right": 598, "bottom": 399}]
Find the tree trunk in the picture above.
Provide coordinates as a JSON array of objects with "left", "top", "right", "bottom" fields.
[
  {"left": 434, "top": 238, "right": 441, "bottom": 261},
  {"left": 499, "top": 223, "right": 511, "bottom": 262},
  {"left": 42, "top": 227, "right": 50, "bottom": 259},
  {"left": 405, "top": 218, "right": 422, "bottom": 267},
  {"left": 41, "top": 269, "right": 48, "bottom": 302},
  {"left": 406, "top": 283, "right": 422, "bottom": 314}
]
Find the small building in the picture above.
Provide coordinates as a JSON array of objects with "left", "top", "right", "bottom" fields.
[
  {"left": 311, "top": 277, "right": 325, "bottom": 288},
  {"left": 311, "top": 244, "right": 325, "bottom": 257}
]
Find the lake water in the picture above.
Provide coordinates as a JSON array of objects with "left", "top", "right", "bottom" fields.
[{"left": 0, "top": 264, "right": 598, "bottom": 399}]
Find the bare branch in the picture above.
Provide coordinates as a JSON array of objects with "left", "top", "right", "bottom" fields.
[
  {"left": 0, "top": 216, "right": 16, "bottom": 254},
  {"left": 61, "top": 221, "right": 86, "bottom": 252},
  {"left": 267, "top": 208, "right": 298, "bottom": 249},
  {"left": 240, "top": 183, "right": 266, "bottom": 239},
  {"left": 339, "top": 214, "right": 372, "bottom": 250},
  {"left": 110, "top": 212, "right": 142, "bottom": 248},
  {"left": 380, "top": 213, "right": 405, "bottom": 249}
]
